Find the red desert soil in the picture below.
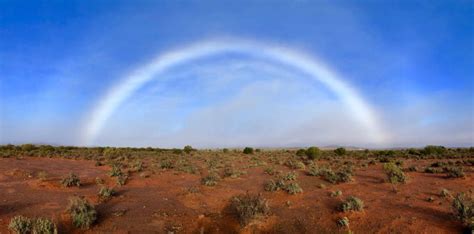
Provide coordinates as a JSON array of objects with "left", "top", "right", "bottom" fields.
[{"left": 0, "top": 157, "right": 471, "bottom": 233}]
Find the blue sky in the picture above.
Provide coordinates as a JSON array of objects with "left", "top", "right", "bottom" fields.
[{"left": 1, "top": 0, "right": 473, "bottom": 148}]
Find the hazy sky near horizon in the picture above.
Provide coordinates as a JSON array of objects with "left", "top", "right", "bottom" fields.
[{"left": 1, "top": 1, "right": 473, "bottom": 148}]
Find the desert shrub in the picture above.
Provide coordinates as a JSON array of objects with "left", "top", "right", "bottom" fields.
[
  {"left": 282, "top": 171, "right": 297, "bottom": 181},
  {"left": 98, "top": 186, "right": 116, "bottom": 201},
  {"left": 330, "top": 190, "right": 343, "bottom": 197},
  {"left": 183, "top": 145, "right": 195, "bottom": 154},
  {"left": 9, "top": 215, "right": 32, "bottom": 234},
  {"left": 296, "top": 149, "right": 306, "bottom": 157},
  {"left": 306, "top": 165, "right": 321, "bottom": 176},
  {"left": 32, "top": 217, "right": 57, "bottom": 234},
  {"left": 264, "top": 179, "right": 282, "bottom": 192},
  {"left": 408, "top": 148, "right": 421, "bottom": 155},
  {"left": 201, "top": 173, "right": 220, "bottom": 186},
  {"left": 383, "top": 163, "right": 406, "bottom": 184},
  {"left": 132, "top": 160, "right": 143, "bottom": 172},
  {"left": 160, "top": 159, "right": 174, "bottom": 169},
  {"left": 67, "top": 196, "right": 97, "bottom": 229},
  {"left": 445, "top": 166, "right": 465, "bottom": 178},
  {"left": 452, "top": 192, "right": 473, "bottom": 230},
  {"left": 340, "top": 196, "right": 364, "bottom": 212},
  {"left": 175, "top": 160, "right": 197, "bottom": 174},
  {"left": 423, "top": 145, "right": 446, "bottom": 155},
  {"left": 334, "top": 147, "right": 346, "bottom": 156},
  {"left": 9, "top": 216, "right": 57, "bottom": 234},
  {"left": 424, "top": 167, "right": 443, "bottom": 174},
  {"left": 337, "top": 217, "right": 349, "bottom": 227},
  {"left": 285, "top": 182, "right": 303, "bottom": 195},
  {"left": 61, "top": 172, "right": 81, "bottom": 187},
  {"left": 285, "top": 159, "right": 305, "bottom": 169},
  {"left": 255, "top": 148, "right": 261, "bottom": 153},
  {"left": 440, "top": 188, "right": 452, "bottom": 199},
  {"left": 223, "top": 166, "right": 245, "bottom": 178},
  {"left": 378, "top": 157, "right": 391, "bottom": 163},
  {"left": 222, "top": 148, "right": 229, "bottom": 153},
  {"left": 109, "top": 164, "right": 123, "bottom": 177},
  {"left": 116, "top": 174, "right": 128, "bottom": 186},
  {"left": 231, "top": 193, "right": 269, "bottom": 226},
  {"left": 305, "top": 147, "right": 321, "bottom": 160},
  {"left": 21, "top": 144, "right": 36, "bottom": 151},
  {"left": 243, "top": 147, "right": 254, "bottom": 154},
  {"left": 95, "top": 177, "right": 104, "bottom": 185},
  {"left": 320, "top": 167, "right": 353, "bottom": 184},
  {"left": 264, "top": 167, "right": 278, "bottom": 175}
]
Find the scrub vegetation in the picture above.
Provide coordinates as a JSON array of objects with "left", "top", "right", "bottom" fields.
[{"left": 0, "top": 144, "right": 472, "bottom": 233}]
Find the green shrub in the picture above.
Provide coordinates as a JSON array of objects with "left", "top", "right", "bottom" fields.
[
  {"left": 21, "top": 144, "right": 36, "bottom": 151},
  {"left": 305, "top": 147, "right": 320, "bottom": 160},
  {"left": 445, "top": 166, "right": 465, "bottom": 178},
  {"left": 116, "top": 174, "right": 128, "bottom": 186},
  {"left": 98, "top": 186, "right": 116, "bottom": 201},
  {"left": 223, "top": 148, "right": 229, "bottom": 153},
  {"left": 330, "top": 190, "right": 342, "bottom": 197},
  {"left": 201, "top": 173, "right": 220, "bottom": 186},
  {"left": 160, "top": 159, "right": 174, "bottom": 169},
  {"left": 423, "top": 145, "right": 446, "bottom": 155},
  {"left": 231, "top": 193, "right": 269, "bottom": 226},
  {"left": 61, "top": 172, "right": 81, "bottom": 187},
  {"left": 282, "top": 171, "right": 297, "bottom": 181},
  {"left": 383, "top": 163, "right": 406, "bottom": 184},
  {"left": 109, "top": 164, "right": 123, "bottom": 177},
  {"left": 285, "top": 159, "right": 305, "bottom": 169},
  {"left": 296, "top": 149, "right": 306, "bottom": 157},
  {"left": 67, "top": 196, "right": 97, "bottom": 229},
  {"left": 306, "top": 165, "right": 321, "bottom": 176},
  {"left": 133, "top": 160, "right": 143, "bottom": 172},
  {"left": 9, "top": 216, "right": 57, "bottom": 234},
  {"left": 285, "top": 182, "right": 303, "bottom": 195},
  {"left": 183, "top": 145, "right": 195, "bottom": 154},
  {"left": 340, "top": 196, "right": 364, "bottom": 212},
  {"left": 264, "top": 179, "right": 283, "bottom": 192},
  {"left": 337, "top": 217, "right": 349, "bottom": 227},
  {"left": 8, "top": 215, "right": 32, "bottom": 234},
  {"left": 223, "top": 166, "right": 245, "bottom": 178},
  {"left": 243, "top": 147, "right": 254, "bottom": 154},
  {"left": 321, "top": 167, "right": 353, "bottom": 184},
  {"left": 422, "top": 145, "right": 446, "bottom": 155},
  {"left": 424, "top": 167, "right": 443, "bottom": 174},
  {"left": 452, "top": 192, "right": 473, "bottom": 230},
  {"left": 32, "top": 217, "right": 57, "bottom": 234},
  {"left": 334, "top": 147, "right": 346, "bottom": 156},
  {"left": 264, "top": 167, "right": 278, "bottom": 175}
]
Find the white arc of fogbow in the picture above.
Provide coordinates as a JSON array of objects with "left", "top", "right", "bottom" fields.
[{"left": 81, "top": 39, "right": 387, "bottom": 146}]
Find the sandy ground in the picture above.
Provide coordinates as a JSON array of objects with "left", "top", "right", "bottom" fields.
[{"left": 0, "top": 156, "right": 472, "bottom": 233}]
